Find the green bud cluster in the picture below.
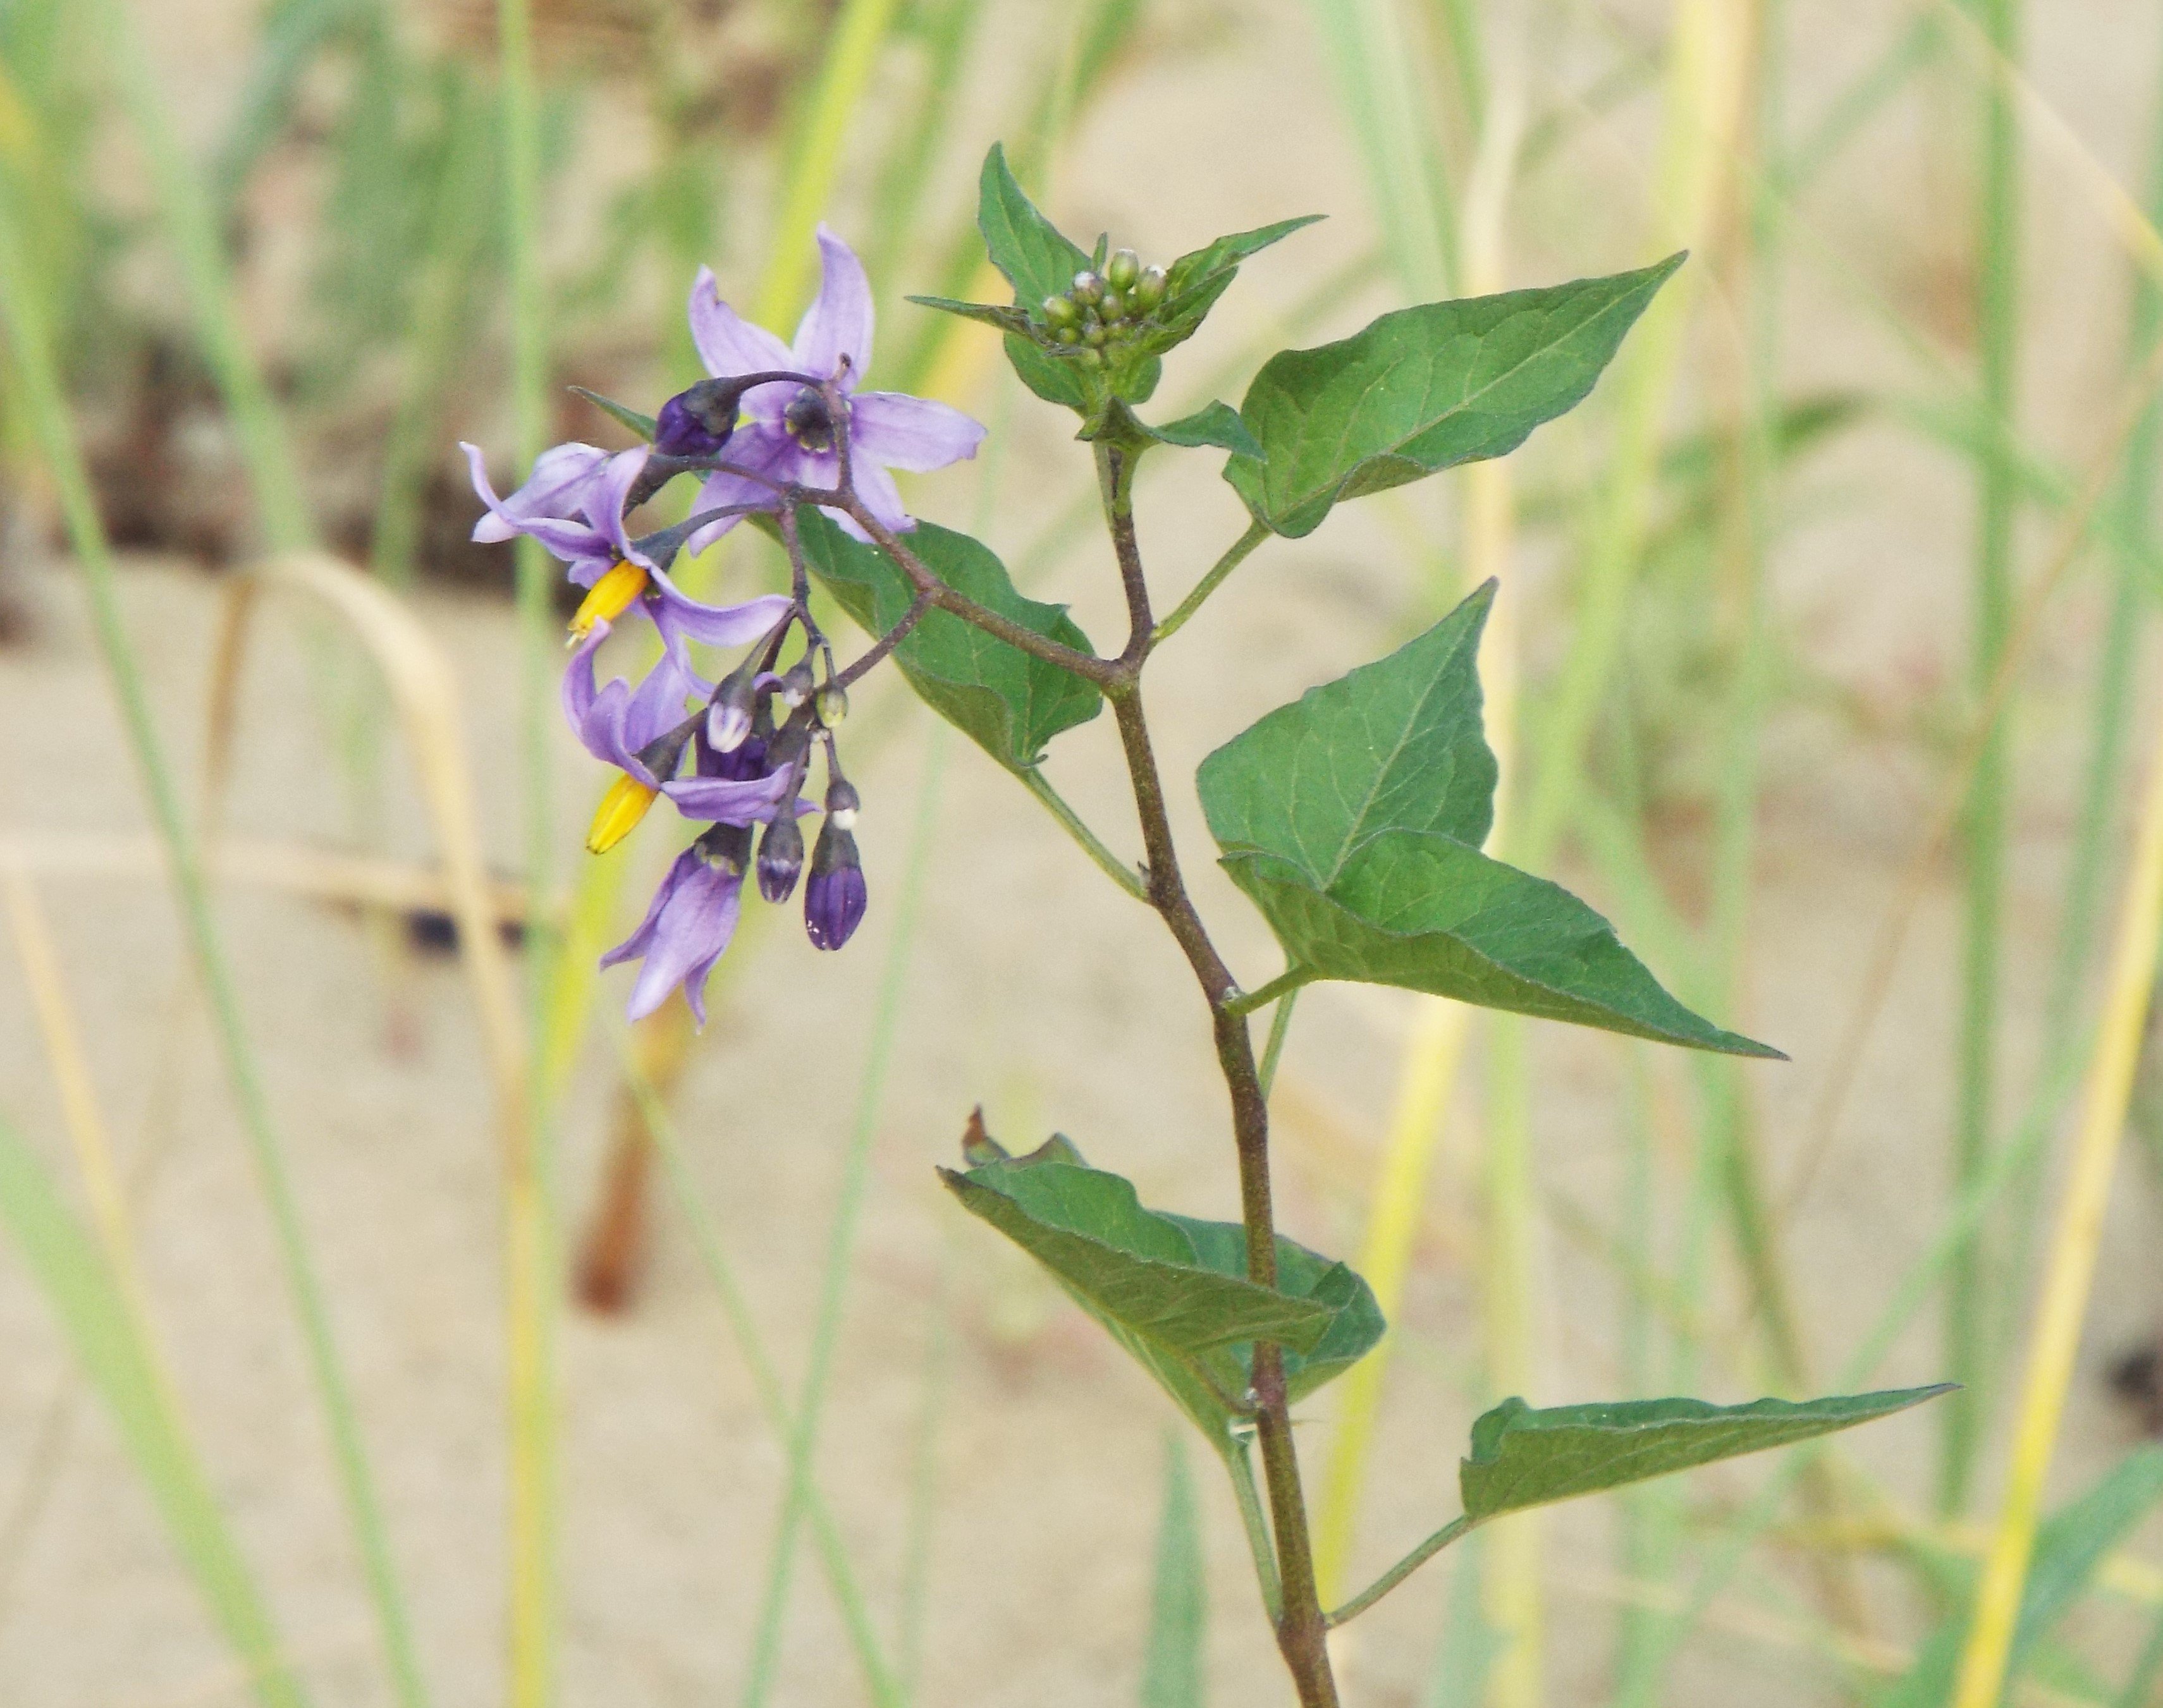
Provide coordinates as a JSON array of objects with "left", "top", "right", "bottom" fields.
[{"left": 1039, "top": 248, "right": 1169, "bottom": 370}]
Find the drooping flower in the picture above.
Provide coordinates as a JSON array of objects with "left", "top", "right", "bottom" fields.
[
  {"left": 564, "top": 619, "right": 792, "bottom": 853},
  {"left": 601, "top": 830, "right": 750, "bottom": 1025},
  {"left": 465, "top": 441, "right": 792, "bottom": 651},
  {"left": 683, "top": 225, "right": 988, "bottom": 547}
]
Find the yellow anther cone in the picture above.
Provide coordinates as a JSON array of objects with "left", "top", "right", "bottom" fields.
[
  {"left": 567, "top": 559, "right": 649, "bottom": 644},
  {"left": 586, "top": 776, "right": 659, "bottom": 855}
]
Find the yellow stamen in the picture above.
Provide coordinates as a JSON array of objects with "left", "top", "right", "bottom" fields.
[
  {"left": 585, "top": 776, "right": 659, "bottom": 854},
  {"left": 567, "top": 559, "right": 650, "bottom": 645}
]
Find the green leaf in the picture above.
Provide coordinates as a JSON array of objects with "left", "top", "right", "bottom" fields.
[
  {"left": 941, "top": 1140, "right": 1383, "bottom": 1446},
  {"left": 1225, "top": 254, "right": 1685, "bottom": 538},
  {"left": 570, "top": 384, "right": 656, "bottom": 442},
  {"left": 904, "top": 294, "right": 1034, "bottom": 337},
  {"left": 1198, "top": 582, "right": 1777, "bottom": 1056},
  {"left": 780, "top": 508, "right": 1100, "bottom": 771},
  {"left": 1459, "top": 1387, "right": 1952, "bottom": 1522},
  {"left": 1146, "top": 401, "right": 1265, "bottom": 460},
  {"left": 0, "top": 1114, "right": 307, "bottom": 1708},
  {"left": 1884, "top": 1445, "right": 2163, "bottom": 1708},
  {"left": 1141, "top": 1436, "right": 1206, "bottom": 1708},
  {"left": 1142, "top": 215, "right": 1321, "bottom": 358},
  {"left": 976, "top": 142, "right": 1090, "bottom": 306}
]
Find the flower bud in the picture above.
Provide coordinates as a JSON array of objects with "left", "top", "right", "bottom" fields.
[
  {"left": 1134, "top": 265, "right": 1167, "bottom": 308},
  {"left": 653, "top": 378, "right": 742, "bottom": 458},
  {"left": 1053, "top": 324, "right": 1080, "bottom": 345},
  {"left": 805, "top": 818, "right": 867, "bottom": 950},
  {"left": 1041, "top": 293, "right": 1079, "bottom": 326},
  {"left": 1070, "top": 269, "right": 1104, "bottom": 305},
  {"left": 824, "top": 776, "right": 861, "bottom": 826},
  {"left": 1106, "top": 248, "right": 1141, "bottom": 290},
  {"left": 1100, "top": 289, "right": 1127, "bottom": 320},
  {"left": 756, "top": 810, "right": 804, "bottom": 902},
  {"left": 695, "top": 820, "right": 754, "bottom": 875},
  {"left": 778, "top": 659, "right": 816, "bottom": 709},
  {"left": 1076, "top": 347, "right": 1104, "bottom": 369},
  {"left": 1082, "top": 321, "right": 1108, "bottom": 347},
  {"left": 706, "top": 664, "right": 760, "bottom": 752},
  {"left": 814, "top": 680, "right": 849, "bottom": 726}
]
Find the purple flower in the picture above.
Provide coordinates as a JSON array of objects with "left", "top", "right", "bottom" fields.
[
  {"left": 684, "top": 226, "right": 988, "bottom": 548},
  {"left": 465, "top": 441, "right": 793, "bottom": 651},
  {"left": 601, "top": 833, "right": 749, "bottom": 1024},
  {"left": 567, "top": 622, "right": 800, "bottom": 854}
]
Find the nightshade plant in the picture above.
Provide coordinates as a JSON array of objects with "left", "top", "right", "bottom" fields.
[{"left": 467, "top": 144, "right": 1949, "bottom": 1705}]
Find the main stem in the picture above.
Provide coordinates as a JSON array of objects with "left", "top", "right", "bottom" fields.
[{"left": 1093, "top": 442, "right": 1340, "bottom": 1708}]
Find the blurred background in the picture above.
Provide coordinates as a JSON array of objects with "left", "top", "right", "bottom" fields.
[{"left": 6, "top": 0, "right": 2163, "bottom": 1704}]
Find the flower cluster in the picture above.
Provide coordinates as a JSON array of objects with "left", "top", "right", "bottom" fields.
[
  {"left": 1038, "top": 247, "right": 1166, "bottom": 372},
  {"left": 462, "top": 226, "right": 984, "bottom": 1022}
]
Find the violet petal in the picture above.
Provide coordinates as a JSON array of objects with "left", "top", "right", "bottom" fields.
[
  {"left": 791, "top": 225, "right": 875, "bottom": 384},
  {"left": 847, "top": 392, "right": 987, "bottom": 472},
  {"left": 687, "top": 265, "right": 792, "bottom": 381}
]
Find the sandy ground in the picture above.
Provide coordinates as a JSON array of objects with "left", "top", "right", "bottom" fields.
[{"left": 9, "top": 0, "right": 2163, "bottom": 1704}]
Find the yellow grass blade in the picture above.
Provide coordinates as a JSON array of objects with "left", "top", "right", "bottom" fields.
[{"left": 1947, "top": 609, "right": 2163, "bottom": 1708}]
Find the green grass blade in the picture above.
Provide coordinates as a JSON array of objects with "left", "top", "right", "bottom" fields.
[
  {"left": 0, "top": 168, "right": 430, "bottom": 1708},
  {"left": 369, "top": 73, "right": 494, "bottom": 591},
  {"left": 756, "top": 0, "right": 904, "bottom": 329},
  {"left": 1302, "top": 0, "right": 1456, "bottom": 297},
  {"left": 1141, "top": 1436, "right": 1206, "bottom": 1708},
  {"left": 623, "top": 1051, "right": 902, "bottom": 1708},
  {"left": 1942, "top": 0, "right": 2024, "bottom": 1522},
  {"left": 92, "top": 0, "right": 315, "bottom": 551},
  {"left": 0, "top": 1112, "right": 307, "bottom": 1708},
  {"left": 740, "top": 726, "right": 948, "bottom": 1708}
]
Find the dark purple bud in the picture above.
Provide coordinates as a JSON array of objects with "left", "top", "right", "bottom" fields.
[
  {"left": 654, "top": 378, "right": 746, "bottom": 458},
  {"left": 804, "top": 832, "right": 866, "bottom": 951},
  {"left": 756, "top": 810, "right": 804, "bottom": 902}
]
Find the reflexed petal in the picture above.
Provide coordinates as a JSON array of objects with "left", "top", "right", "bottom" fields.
[
  {"left": 469, "top": 441, "right": 611, "bottom": 541},
  {"left": 688, "top": 265, "right": 792, "bottom": 379},
  {"left": 849, "top": 392, "right": 986, "bottom": 472},
  {"left": 465, "top": 442, "right": 610, "bottom": 566},
  {"left": 647, "top": 583, "right": 792, "bottom": 654},
  {"left": 591, "top": 447, "right": 656, "bottom": 564},
  {"left": 662, "top": 769, "right": 799, "bottom": 824},
  {"left": 561, "top": 619, "right": 645, "bottom": 773},
  {"left": 791, "top": 225, "right": 875, "bottom": 384},
  {"left": 623, "top": 641, "right": 702, "bottom": 754}
]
